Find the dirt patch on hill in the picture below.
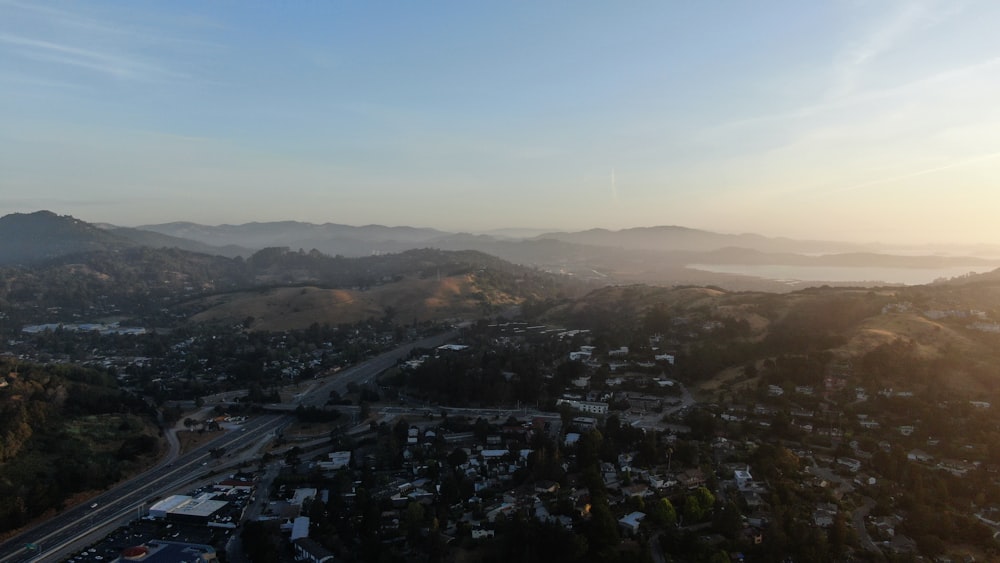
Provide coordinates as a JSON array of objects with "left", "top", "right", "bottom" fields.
[
  {"left": 837, "top": 313, "right": 967, "bottom": 360},
  {"left": 696, "top": 365, "right": 759, "bottom": 399}
]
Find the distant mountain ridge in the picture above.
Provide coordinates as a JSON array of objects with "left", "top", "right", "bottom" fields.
[
  {"left": 2, "top": 212, "right": 997, "bottom": 290},
  {"left": 141, "top": 220, "right": 871, "bottom": 256},
  {"left": 139, "top": 220, "right": 449, "bottom": 251},
  {"left": 102, "top": 226, "right": 250, "bottom": 258},
  {"left": 0, "top": 211, "right": 131, "bottom": 265},
  {"left": 133, "top": 218, "right": 1000, "bottom": 286}
]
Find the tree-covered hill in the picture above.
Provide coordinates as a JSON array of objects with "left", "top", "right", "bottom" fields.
[
  {"left": 0, "top": 246, "right": 584, "bottom": 328},
  {"left": 0, "top": 360, "right": 158, "bottom": 536},
  {"left": 0, "top": 211, "right": 133, "bottom": 266}
]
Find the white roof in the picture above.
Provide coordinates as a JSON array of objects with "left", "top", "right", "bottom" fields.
[
  {"left": 291, "top": 516, "right": 310, "bottom": 540},
  {"left": 149, "top": 495, "right": 191, "bottom": 514},
  {"left": 291, "top": 488, "right": 318, "bottom": 505},
  {"left": 620, "top": 511, "right": 646, "bottom": 526},
  {"left": 172, "top": 497, "right": 228, "bottom": 518}
]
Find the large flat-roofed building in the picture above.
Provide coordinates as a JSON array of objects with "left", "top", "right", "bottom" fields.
[
  {"left": 148, "top": 495, "right": 190, "bottom": 519},
  {"left": 291, "top": 488, "right": 318, "bottom": 506},
  {"left": 148, "top": 494, "right": 229, "bottom": 525}
]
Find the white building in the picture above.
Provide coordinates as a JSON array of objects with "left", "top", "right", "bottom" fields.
[
  {"left": 618, "top": 511, "right": 646, "bottom": 535},
  {"left": 734, "top": 467, "right": 753, "bottom": 491},
  {"left": 557, "top": 398, "right": 608, "bottom": 415}
]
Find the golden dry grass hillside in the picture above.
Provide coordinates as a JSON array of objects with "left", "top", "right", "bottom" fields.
[{"left": 188, "top": 274, "right": 519, "bottom": 330}]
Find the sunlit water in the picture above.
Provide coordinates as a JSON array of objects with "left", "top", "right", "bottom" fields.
[{"left": 686, "top": 264, "right": 992, "bottom": 285}]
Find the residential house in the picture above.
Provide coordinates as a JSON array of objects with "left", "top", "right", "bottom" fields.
[
  {"left": 677, "top": 468, "right": 706, "bottom": 490},
  {"left": 618, "top": 511, "right": 646, "bottom": 536},
  {"left": 734, "top": 467, "right": 753, "bottom": 491}
]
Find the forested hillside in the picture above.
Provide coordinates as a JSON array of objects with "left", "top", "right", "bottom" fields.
[
  {"left": 0, "top": 246, "right": 582, "bottom": 328},
  {"left": 0, "top": 360, "right": 158, "bottom": 536}
]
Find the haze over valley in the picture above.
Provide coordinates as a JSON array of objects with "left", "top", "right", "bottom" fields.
[{"left": 5, "top": 2, "right": 1000, "bottom": 562}]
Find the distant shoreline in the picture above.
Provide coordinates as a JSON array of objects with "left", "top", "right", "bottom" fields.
[{"left": 686, "top": 264, "right": 989, "bottom": 285}]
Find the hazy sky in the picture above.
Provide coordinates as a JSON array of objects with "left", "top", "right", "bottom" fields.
[{"left": 2, "top": 1, "right": 1000, "bottom": 244}]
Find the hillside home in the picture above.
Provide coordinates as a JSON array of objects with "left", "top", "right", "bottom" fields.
[
  {"left": 601, "top": 462, "right": 619, "bottom": 486},
  {"left": 677, "top": 468, "right": 706, "bottom": 490},
  {"left": 837, "top": 458, "right": 862, "bottom": 472},
  {"left": 734, "top": 467, "right": 753, "bottom": 491},
  {"left": 937, "top": 459, "right": 978, "bottom": 477},
  {"left": 618, "top": 511, "right": 646, "bottom": 536},
  {"left": 534, "top": 481, "right": 560, "bottom": 494},
  {"left": 471, "top": 528, "right": 495, "bottom": 539},
  {"left": 812, "top": 503, "right": 837, "bottom": 528}
]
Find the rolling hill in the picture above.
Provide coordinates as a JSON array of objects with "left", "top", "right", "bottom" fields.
[
  {"left": 188, "top": 273, "right": 523, "bottom": 331},
  {"left": 0, "top": 211, "right": 131, "bottom": 265},
  {"left": 0, "top": 235, "right": 583, "bottom": 328},
  {"left": 540, "top": 279, "right": 1000, "bottom": 397}
]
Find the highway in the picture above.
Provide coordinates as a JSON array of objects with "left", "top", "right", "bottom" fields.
[
  {"left": 0, "top": 330, "right": 458, "bottom": 562},
  {"left": 297, "top": 330, "right": 458, "bottom": 408}
]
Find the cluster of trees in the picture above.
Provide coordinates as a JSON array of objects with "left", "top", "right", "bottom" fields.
[
  {"left": 403, "top": 348, "right": 547, "bottom": 407},
  {"left": 0, "top": 360, "right": 158, "bottom": 534}
]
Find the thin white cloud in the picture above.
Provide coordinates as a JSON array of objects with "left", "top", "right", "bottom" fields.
[
  {"left": 0, "top": 33, "right": 184, "bottom": 81},
  {"left": 821, "top": 150, "right": 1000, "bottom": 196},
  {"left": 831, "top": 2, "right": 936, "bottom": 97},
  {"left": 611, "top": 168, "right": 620, "bottom": 204},
  {"left": 705, "top": 1, "right": 969, "bottom": 137},
  {"left": 706, "top": 55, "right": 1000, "bottom": 138},
  {"left": 2, "top": 0, "right": 133, "bottom": 39},
  {"left": 1, "top": 0, "right": 222, "bottom": 46},
  {"left": 0, "top": 70, "right": 90, "bottom": 91}
]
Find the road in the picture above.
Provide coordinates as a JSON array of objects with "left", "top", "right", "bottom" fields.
[
  {"left": 291, "top": 330, "right": 458, "bottom": 409},
  {"left": 852, "top": 496, "right": 883, "bottom": 558},
  {"left": 226, "top": 461, "right": 281, "bottom": 563}
]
